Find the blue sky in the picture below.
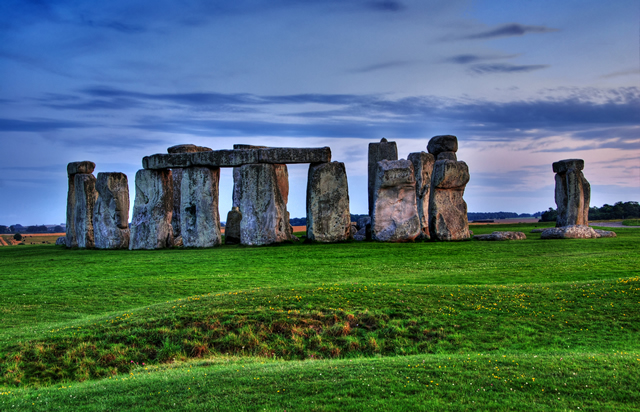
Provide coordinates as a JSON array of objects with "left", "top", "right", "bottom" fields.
[{"left": 0, "top": 0, "right": 638, "bottom": 225}]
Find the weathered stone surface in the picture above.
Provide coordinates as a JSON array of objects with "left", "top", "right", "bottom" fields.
[
  {"left": 541, "top": 225, "right": 599, "bottom": 239},
  {"left": 594, "top": 229, "right": 617, "bottom": 238},
  {"left": 167, "top": 144, "right": 212, "bottom": 154},
  {"left": 552, "top": 159, "right": 584, "bottom": 174},
  {"left": 408, "top": 152, "right": 435, "bottom": 239},
  {"left": 349, "top": 222, "right": 358, "bottom": 239},
  {"left": 371, "top": 159, "right": 420, "bottom": 242},
  {"left": 143, "top": 147, "right": 331, "bottom": 169},
  {"left": 429, "top": 160, "right": 471, "bottom": 241},
  {"left": 306, "top": 162, "right": 351, "bottom": 243},
  {"left": 180, "top": 167, "right": 221, "bottom": 248},
  {"left": 474, "top": 231, "right": 526, "bottom": 241},
  {"left": 74, "top": 174, "right": 98, "bottom": 248},
  {"left": 67, "top": 161, "right": 96, "bottom": 176},
  {"left": 353, "top": 228, "right": 366, "bottom": 241},
  {"left": 130, "top": 169, "right": 174, "bottom": 250},
  {"left": 173, "top": 236, "right": 184, "bottom": 247},
  {"left": 427, "top": 135, "right": 458, "bottom": 157},
  {"left": 437, "top": 151, "right": 457, "bottom": 161},
  {"left": 55, "top": 236, "right": 66, "bottom": 245},
  {"left": 225, "top": 207, "right": 242, "bottom": 244},
  {"left": 357, "top": 216, "right": 371, "bottom": 230},
  {"left": 368, "top": 138, "right": 398, "bottom": 216},
  {"left": 232, "top": 145, "right": 269, "bottom": 208},
  {"left": 93, "top": 172, "right": 130, "bottom": 249},
  {"left": 237, "top": 164, "right": 292, "bottom": 245}
]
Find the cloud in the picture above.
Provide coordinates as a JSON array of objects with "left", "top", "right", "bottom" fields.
[
  {"left": 468, "top": 63, "right": 549, "bottom": 74},
  {"left": 78, "top": 16, "right": 146, "bottom": 34},
  {"left": 599, "top": 69, "right": 640, "bottom": 79},
  {"left": 348, "top": 60, "right": 416, "bottom": 74},
  {"left": 460, "top": 23, "right": 559, "bottom": 40},
  {"left": 0, "top": 118, "right": 89, "bottom": 132},
  {"left": 444, "top": 54, "right": 518, "bottom": 65},
  {"left": 366, "top": 1, "right": 406, "bottom": 12}
]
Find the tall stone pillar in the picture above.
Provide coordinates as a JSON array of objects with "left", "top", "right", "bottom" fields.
[
  {"left": 66, "top": 161, "right": 96, "bottom": 248},
  {"left": 306, "top": 162, "right": 351, "bottom": 242},
  {"left": 74, "top": 173, "right": 98, "bottom": 248},
  {"left": 225, "top": 207, "right": 242, "bottom": 245},
  {"left": 371, "top": 159, "right": 420, "bottom": 242},
  {"left": 368, "top": 138, "right": 398, "bottom": 216},
  {"left": 408, "top": 152, "right": 435, "bottom": 239},
  {"left": 553, "top": 159, "right": 590, "bottom": 227},
  {"left": 429, "top": 160, "right": 471, "bottom": 241},
  {"left": 180, "top": 167, "right": 221, "bottom": 248},
  {"left": 130, "top": 169, "right": 174, "bottom": 250},
  {"left": 236, "top": 163, "right": 292, "bottom": 245},
  {"left": 93, "top": 172, "right": 130, "bottom": 249}
]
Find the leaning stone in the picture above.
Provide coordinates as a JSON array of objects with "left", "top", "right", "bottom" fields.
[
  {"left": 408, "top": 152, "right": 435, "bottom": 239},
  {"left": 474, "top": 231, "right": 526, "bottom": 241},
  {"left": 368, "top": 138, "right": 398, "bottom": 216},
  {"left": 429, "top": 160, "right": 471, "bottom": 241},
  {"left": 306, "top": 162, "right": 351, "bottom": 243},
  {"left": 552, "top": 159, "right": 584, "bottom": 174},
  {"left": 66, "top": 161, "right": 96, "bottom": 248},
  {"left": 594, "top": 229, "right": 616, "bottom": 238},
  {"left": 225, "top": 207, "right": 242, "bottom": 245},
  {"left": 371, "top": 159, "right": 420, "bottom": 242},
  {"left": 93, "top": 172, "right": 130, "bottom": 249},
  {"left": 437, "top": 151, "right": 457, "bottom": 161},
  {"left": 540, "top": 225, "right": 599, "bottom": 239},
  {"left": 427, "top": 135, "right": 458, "bottom": 157},
  {"left": 237, "top": 164, "right": 291, "bottom": 245},
  {"left": 130, "top": 169, "right": 174, "bottom": 249},
  {"left": 74, "top": 174, "right": 98, "bottom": 248},
  {"left": 180, "top": 167, "right": 221, "bottom": 248},
  {"left": 168, "top": 144, "right": 212, "bottom": 154},
  {"left": 55, "top": 236, "right": 66, "bottom": 246}
]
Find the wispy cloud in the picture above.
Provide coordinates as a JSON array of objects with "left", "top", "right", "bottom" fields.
[
  {"left": 460, "top": 23, "right": 559, "bottom": 40},
  {"left": 468, "top": 63, "right": 549, "bottom": 74},
  {"left": 444, "top": 54, "right": 518, "bottom": 64},
  {"left": 0, "top": 118, "right": 90, "bottom": 132},
  {"left": 348, "top": 60, "right": 416, "bottom": 74},
  {"left": 600, "top": 69, "right": 640, "bottom": 79}
]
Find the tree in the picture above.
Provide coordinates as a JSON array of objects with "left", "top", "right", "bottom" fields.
[{"left": 13, "top": 233, "right": 22, "bottom": 241}]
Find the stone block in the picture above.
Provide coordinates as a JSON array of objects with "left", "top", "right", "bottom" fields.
[
  {"left": 93, "top": 172, "right": 130, "bottom": 249},
  {"left": 408, "top": 152, "right": 435, "bottom": 239},
  {"left": 429, "top": 160, "right": 470, "bottom": 241},
  {"left": 306, "top": 162, "right": 351, "bottom": 243},
  {"left": 130, "top": 169, "right": 174, "bottom": 250},
  {"left": 67, "top": 161, "right": 96, "bottom": 176},
  {"left": 74, "top": 174, "right": 98, "bottom": 248},
  {"left": 552, "top": 159, "right": 584, "bottom": 174},
  {"left": 225, "top": 207, "right": 242, "bottom": 244},
  {"left": 368, "top": 138, "right": 398, "bottom": 216},
  {"left": 427, "top": 135, "right": 458, "bottom": 157},
  {"left": 180, "top": 167, "right": 221, "bottom": 248}
]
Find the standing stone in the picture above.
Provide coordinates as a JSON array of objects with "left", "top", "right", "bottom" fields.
[
  {"left": 180, "top": 167, "right": 221, "bottom": 248},
  {"left": 225, "top": 207, "right": 242, "bottom": 245},
  {"left": 429, "top": 160, "right": 471, "bottom": 241},
  {"left": 237, "top": 164, "right": 292, "bottom": 246},
  {"left": 93, "top": 172, "right": 130, "bottom": 249},
  {"left": 553, "top": 159, "right": 590, "bottom": 227},
  {"left": 168, "top": 145, "right": 212, "bottom": 238},
  {"left": 232, "top": 145, "right": 268, "bottom": 207},
  {"left": 368, "top": 138, "right": 398, "bottom": 216},
  {"left": 130, "top": 169, "right": 174, "bottom": 250},
  {"left": 66, "top": 161, "right": 95, "bottom": 247},
  {"left": 306, "top": 162, "right": 351, "bottom": 242},
  {"left": 408, "top": 152, "right": 435, "bottom": 239},
  {"left": 371, "top": 159, "right": 421, "bottom": 242},
  {"left": 74, "top": 173, "right": 98, "bottom": 248}
]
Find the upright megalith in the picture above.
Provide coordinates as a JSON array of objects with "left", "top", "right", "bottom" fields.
[
  {"left": 167, "top": 144, "right": 212, "bottom": 238},
  {"left": 306, "top": 162, "right": 351, "bottom": 242},
  {"left": 180, "top": 167, "right": 221, "bottom": 248},
  {"left": 93, "top": 172, "right": 130, "bottom": 249},
  {"left": 66, "top": 161, "right": 95, "bottom": 247},
  {"left": 429, "top": 159, "right": 471, "bottom": 241},
  {"left": 368, "top": 138, "right": 398, "bottom": 216},
  {"left": 408, "top": 152, "right": 435, "bottom": 239},
  {"left": 74, "top": 173, "right": 98, "bottom": 248},
  {"left": 553, "top": 159, "right": 590, "bottom": 227},
  {"left": 236, "top": 163, "right": 292, "bottom": 245},
  {"left": 427, "top": 135, "right": 458, "bottom": 161},
  {"left": 371, "top": 159, "right": 421, "bottom": 242},
  {"left": 130, "top": 169, "right": 174, "bottom": 250},
  {"left": 225, "top": 207, "right": 242, "bottom": 245}
]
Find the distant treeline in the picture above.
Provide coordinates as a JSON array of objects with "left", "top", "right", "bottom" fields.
[
  {"left": 0, "top": 224, "right": 65, "bottom": 234},
  {"left": 539, "top": 201, "right": 640, "bottom": 222},
  {"left": 468, "top": 212, "right": 540, "bottom": 221}
]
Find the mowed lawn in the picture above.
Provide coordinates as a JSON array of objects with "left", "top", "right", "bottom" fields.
[{"left": 1, "top": 223, "right": 639, "bottom": 411}]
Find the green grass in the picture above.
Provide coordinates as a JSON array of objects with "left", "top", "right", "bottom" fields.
[
  {"left": 621, "top": 219, "right": 640, "bottom": 226},
  {"left": 1, "top": 222, "right": 639, "bottom": 410}
]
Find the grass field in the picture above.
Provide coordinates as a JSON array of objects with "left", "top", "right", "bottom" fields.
[{"left": 1, "top": 222, "right": 639, "bottom": 411}]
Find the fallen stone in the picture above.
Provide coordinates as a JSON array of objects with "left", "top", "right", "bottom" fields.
[
  {"left": 306, "top": 162, "right": 351, "bottom": 243},
  {"left": 541, "top": 225, "right": 599, "bottom": 239},
  {"left": 368, "top": 138, "right": 398, "bottom": 216},
  {"left": 474, "top": 231, "right": 526, "bottom": 241},
  {"left": 408, "top": 152, "right": 435, "bottom": 239},
  {"left": 225, "top": 207, "right": 242, "bottom": 245},
  {"left": 130, "top": 169, "right": 174, "bottom": 249},
  {"left": 74, "top": 174, "right": 98, "bottom": 248},
  {"left": 371, "top": 159, "right": 420, "bottom": 242},
  {"left": 93, "top": 172, "right": 130, "bottom": 249},
  {"left": 180, "top": 167, "right": 221, "bottom": 248},
  {"left": 427, "top": 135, "right": 458, "bottom": 157},
  {"left": 429, "top": 160, "right": 471, "bottom": 241},
  {"left": 55, "top": 236, "right": 66, "bottom": 246},
  {"left": 594, "top": 229, "right": 617, "bottom": 238}
]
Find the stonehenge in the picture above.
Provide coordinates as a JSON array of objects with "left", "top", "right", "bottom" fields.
[
  {"left": 94, "top": 172, "right": 130, "bottom": 249},
  {"left": 129, "top": 169, "right": 174, "bottom": 250},
  {"left": 74, "top": 173, "right": 98, "bottom": 248},
  {"left": 306, "top": 162, "right": 351, "bottom": 243},
  {"left": 66, "top": 161, "right": 95, "bottom": 248},
  {"left": 368, "top": 138, "right": 398, "bottom": 216},
  {"left": 180, "top": 167, "right": 221, "bottom": 248},
  {"left": 553, "top": 159, "right": 590, "bottom": 227},
  {"left": 408, "top": 152, "right": 435, "bottom": 240}
]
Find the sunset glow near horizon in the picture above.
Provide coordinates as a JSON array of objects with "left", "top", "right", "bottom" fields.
[{"left": 0, "top": 0, "right": 638, "bottom": 225}]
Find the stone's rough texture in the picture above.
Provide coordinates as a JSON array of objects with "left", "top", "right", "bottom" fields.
[
  {"left": 541, "top": 225, "right": 599, "bottom": 239},
  {"left": 368, "top": 139, "right": 398, "bottom": 216},
  {"left": 474, "top": 231, "right": 526, "bottom": 241},
  {"left": 371, "top": 159, "right": 420, "bottom": 242},
  {"left": 357, "top": 216, "right": 371, "bottom": 230},
  {"left": 349, "top": 222, "right": 358, "bottom": 239},
  {"left": 594, "top": 229, "right": 617, "bottom": 238},
  {"left": 173, "top": 236, "right": 183, "bottom": 247},
  {"left": 274, "top": 165, "right": 289, "bottom": 204},
  {"left": 237, "top": 164, "right": 292, "bottom": 246},
  {"left": 143, "top": 147, "right": 331, "bottom": 169},
  {"left": 353, "top": 228, "right": 366, "bottom": 241},
  {"left": 306, "top": 162, "right": 351, "bottom": 243},
  {"left": 234, "top": 144, "right": 268, "bottom": 150},
  {"left": 427, "top": 135, "right": 458, "bottom": 157},
  {"left": 225, "top": 207, "right": 242, "bottom": 245},
  {"left": 429, "top": 160, "right": 471, "bottom": 241},
  {"left": 74, "top": 174, "right": 98, "bottom": 248},
  {"left": 67, "top": 161, "right": 96, "bottom": 176},
  {"left": 552, "top": 159, "right": 584, "bottom": 174},
  {"left": 55, "top": 236, "right": 66, "bottom": 245},
  {"left": 408, "top": 152, "right": 435, "bottom": 239},
  {"left": 232, "top": 145, "right": 269, "bottom": 208},
  {"left": 437, "top": 151, "right": 457, "bottom": 161},
  {"left": 553, "top": 158, "right": 590, "bottom": 227},
  {"left": 130, "top": 169, "right": 174, "bottom": 250},
  {"left": 93, "top": 172, "right": 130, "bottom": 249},
  {"left": 180, "top": 167, "right": 221, "bottom": 248},
  {"left": 167, "top": 144, "right": 212, "bottom": 154}
]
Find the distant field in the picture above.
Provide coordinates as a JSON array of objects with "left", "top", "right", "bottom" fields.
[{"left": 0, "top": 222, "right": 638, "bottom": 410}]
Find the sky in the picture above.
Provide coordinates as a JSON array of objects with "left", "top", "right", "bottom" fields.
[{"left": 0, "top": 0, "right": 638, "bottom": 225}]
